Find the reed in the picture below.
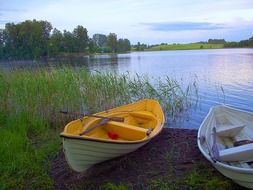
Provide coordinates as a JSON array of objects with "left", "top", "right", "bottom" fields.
[{"left": 0, "top": 68, "right": 198, "bottom": 189}]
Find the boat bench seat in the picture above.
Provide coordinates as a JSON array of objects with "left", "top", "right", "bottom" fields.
[
  {"left": 106, "top": 121, "right": 149, "bottom": 141},
  {"left": 216, "top": 125, "right": 245, "bottom": 137},
  {"left": 219, "top": 143, "right": 253, "bottom": 162},
  {"left": 130, "top": 111, "right": 156, "bottom": 119}
]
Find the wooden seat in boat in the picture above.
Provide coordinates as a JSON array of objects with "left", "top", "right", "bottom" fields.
[
  {"left": 219, "top": 143, "right": 253, "bottom": 162},
  {"left": 216, "top": 125, "right": 245, "bottom": 137},
  {"left": 106, "top": 121, "right": 149, "bottom": 141},
  {"left": 129, "top": 111, "right": 156, "bottom": 119}
]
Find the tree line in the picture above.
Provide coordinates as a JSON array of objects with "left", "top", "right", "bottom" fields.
[
  {"left": 224, "top": 36, "right": 253, "bottom": 48},
  {"left": 0, "top": 20, "right": 131, "bottom": 60},
  {"left": 197, "top": 37, "right": 253, "bottom": 47}
]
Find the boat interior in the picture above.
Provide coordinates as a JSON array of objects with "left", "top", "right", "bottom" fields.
[
  {"left": 214, "top": 111, "right": 253, "bottom": 168},
  {"left": 65, "top": 110, "right": 159, "bottom": 141}
]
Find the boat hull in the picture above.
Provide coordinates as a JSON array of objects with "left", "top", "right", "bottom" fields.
[
  {"left": 63, "top": 137, "right": 148, "bottom": 172},
  {"left": 212, "top": 163, "right": 253, "bottom": 189},
  {"left": 197, "top": 105, "right": 253, "bottom": 189}
]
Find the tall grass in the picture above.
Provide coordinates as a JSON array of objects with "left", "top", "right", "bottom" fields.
[{"left": 0, "top": 68, "right": 197, "bottom": 189}]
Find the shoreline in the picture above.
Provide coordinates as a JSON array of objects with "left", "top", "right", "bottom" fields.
[
  {"left": 2, "top": 47, "right": 253, "bottom": 63},
  {"left": 50, "top": 128, "right": 240, "bottom": 190}
]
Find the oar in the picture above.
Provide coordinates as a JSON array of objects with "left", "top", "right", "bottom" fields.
[
  {"left": 211, "top": 127, "right": 220, "bottom": 162},
  {"left": 59, "top": 110, "right": 124, "bottom": 122},
  {"left": 199, "top": 128, "right": 220, "bottom": 163},
  {"left": 79, "top": 118, "right": 110, "bottom": 136}
]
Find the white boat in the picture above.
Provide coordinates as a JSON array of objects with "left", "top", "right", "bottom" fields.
[{"left": 197, "top": 105, "right": 253, "bottom": 189}]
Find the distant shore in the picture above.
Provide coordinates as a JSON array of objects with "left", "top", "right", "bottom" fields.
[
  {"left": 2, "top": 45, "right": 253, "bottom": 62},
  {"left": 143, "top": 43, "right": 224, "bottom": 51}
]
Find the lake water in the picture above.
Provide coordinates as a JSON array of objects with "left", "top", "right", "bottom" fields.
[
  {"left": 88, "top": 49, "right": 253, "bottom": 129},
  {"left": 1, "top": 48, "right": 253, "bottom": 128}
]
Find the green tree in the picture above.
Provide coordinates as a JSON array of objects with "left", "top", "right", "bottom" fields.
[
  {"left": 27, "top": 20, "right": 52, "bottom": 58},
  {"left": 135, "top": 42, "right": 146, "bottom": 51},
  {"left": 248, "top": 36, "right": 253, "bottom": 46},
  {"left": 62, "top": 30, "right": 74, "bottom": 53},
  {"left": 4, "top": 23, "right": 19, "bottom": 58},
  {"left": 224, "top": 36, "right": 253, "bottom": 48},
  {"left": 92, "top": 34, "right": 107, "bottom": 47},
  {"left": 107, "top": 33, "right": 117, "bottom": 53},
  {"left": 3, "top": 20, "right": 52, "bottom": 59},
  {"left": 0, "top": 20, "right": 132, "bottom": 59},
  {"left": 88, "top": 38, "right": 98, "bottom": 53},
  {"left": 136, "top": 42, "right": 141, "bottom": 51},
  {"left": 117, "top": 38, "right": 131, "bottom": 52},
  {"left": 49, "top": 28, "right": 63, "bottom": 56},
  {"left": 0, "top": 29, "right": 4, "bottom": 58},
  {"left": 73, "top": 25, "right": 88, "bottom": 53},
  {"left": 208, "top": 39, "right": 226, "bottom": 44}
]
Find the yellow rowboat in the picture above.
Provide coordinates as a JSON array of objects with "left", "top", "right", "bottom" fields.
[{"left": 60, "top": 99, "right": 165, "bottom": 172}]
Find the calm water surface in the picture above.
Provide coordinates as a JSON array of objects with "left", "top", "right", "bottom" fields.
[{"left": 2, "top": 48, "right": 253, "bottom": 128}]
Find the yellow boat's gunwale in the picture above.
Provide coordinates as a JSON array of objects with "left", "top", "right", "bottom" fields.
[
  {"left": 60, "top": 133, "right": 158, "bottom": 144},
  {"left": 60, "top": 121, "right": 164, "bottom": 144},
  {"left": 61, "top": 99, "right": 165, "bottom": 144}
]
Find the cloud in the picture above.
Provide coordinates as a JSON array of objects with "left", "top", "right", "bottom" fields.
[
  {"left": 143, "top": 21, "right": 227, "bottom": 31},
  {"left": 0, "top": 8, "right": 26, "bottom": 12}
]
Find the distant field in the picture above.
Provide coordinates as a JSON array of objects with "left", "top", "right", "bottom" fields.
[{"left": 146, "top": 43, "right": 224, "bottom": 51}]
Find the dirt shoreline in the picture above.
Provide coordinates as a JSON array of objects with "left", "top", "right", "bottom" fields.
[{"left": 50, "top": 128, "right": 238, "bottom": 190}]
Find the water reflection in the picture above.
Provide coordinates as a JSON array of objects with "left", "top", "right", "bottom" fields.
[
  {"left": 87, "top": 54, "right": 131, "bottom": 73},
  {"left": 208, "top": 54, "right": 253, "bottom": 85}
]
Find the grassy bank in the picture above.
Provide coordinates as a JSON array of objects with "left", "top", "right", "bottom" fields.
[
  {"left": 0, "top": 68, "right": 197, "bottom": 189},
  {"left": 146, "top": 43, "right": 224, "bottom": 51}
]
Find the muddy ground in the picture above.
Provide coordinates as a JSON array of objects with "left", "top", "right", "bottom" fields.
[{"left": 51, "top": 128, "right": 240, "bottom": 190}]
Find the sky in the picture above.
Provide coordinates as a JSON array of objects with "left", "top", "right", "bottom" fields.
[{"left": 1, "top": 0, "right": 253, "bottom": 44}]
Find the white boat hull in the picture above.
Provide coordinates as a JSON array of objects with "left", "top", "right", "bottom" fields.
[
  {"left": 213, "top": 163, "right": 253, "bottom": 188},
  {"left": 197, "top": 105, "right": 253, "bottom": 189},
  {"left": 63, "top": 137, "right": 148, "bottom": 172}
]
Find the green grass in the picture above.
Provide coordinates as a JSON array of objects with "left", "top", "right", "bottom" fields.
[
  {"left": 102, "top": 182, "right": 130, "bottom": 190},
  {"left": 0, "top": 68, "right": 197, "bottom": 189},
  {"left": 146, "top": 43, "right": 224, "bottom": 51},
  {"left": 185, "top": 164, "right": 242, "bottom": 190},
  {"left": 147, "top": 178, "right": 179, "bottom": 190}
]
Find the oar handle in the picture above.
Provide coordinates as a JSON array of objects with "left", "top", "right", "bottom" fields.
[
  {"left": 59, "top": 110, "right": 124, "bottom": 122},
  {"left": 211, "top": 127, "right": 220, "bottom": 161},
  {"left": 199, "top": 134, "right": 219, "bottom": 163},
  {"left": 59, "top": 110, "right": 80, "bottom": 115},
  {"left": 59, "top": 110, "right": 69, "bottom": 114}
]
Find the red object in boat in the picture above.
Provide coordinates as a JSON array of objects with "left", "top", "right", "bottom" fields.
[{"left": 108, "top": 132, "right": 119, "bottom": 140}]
